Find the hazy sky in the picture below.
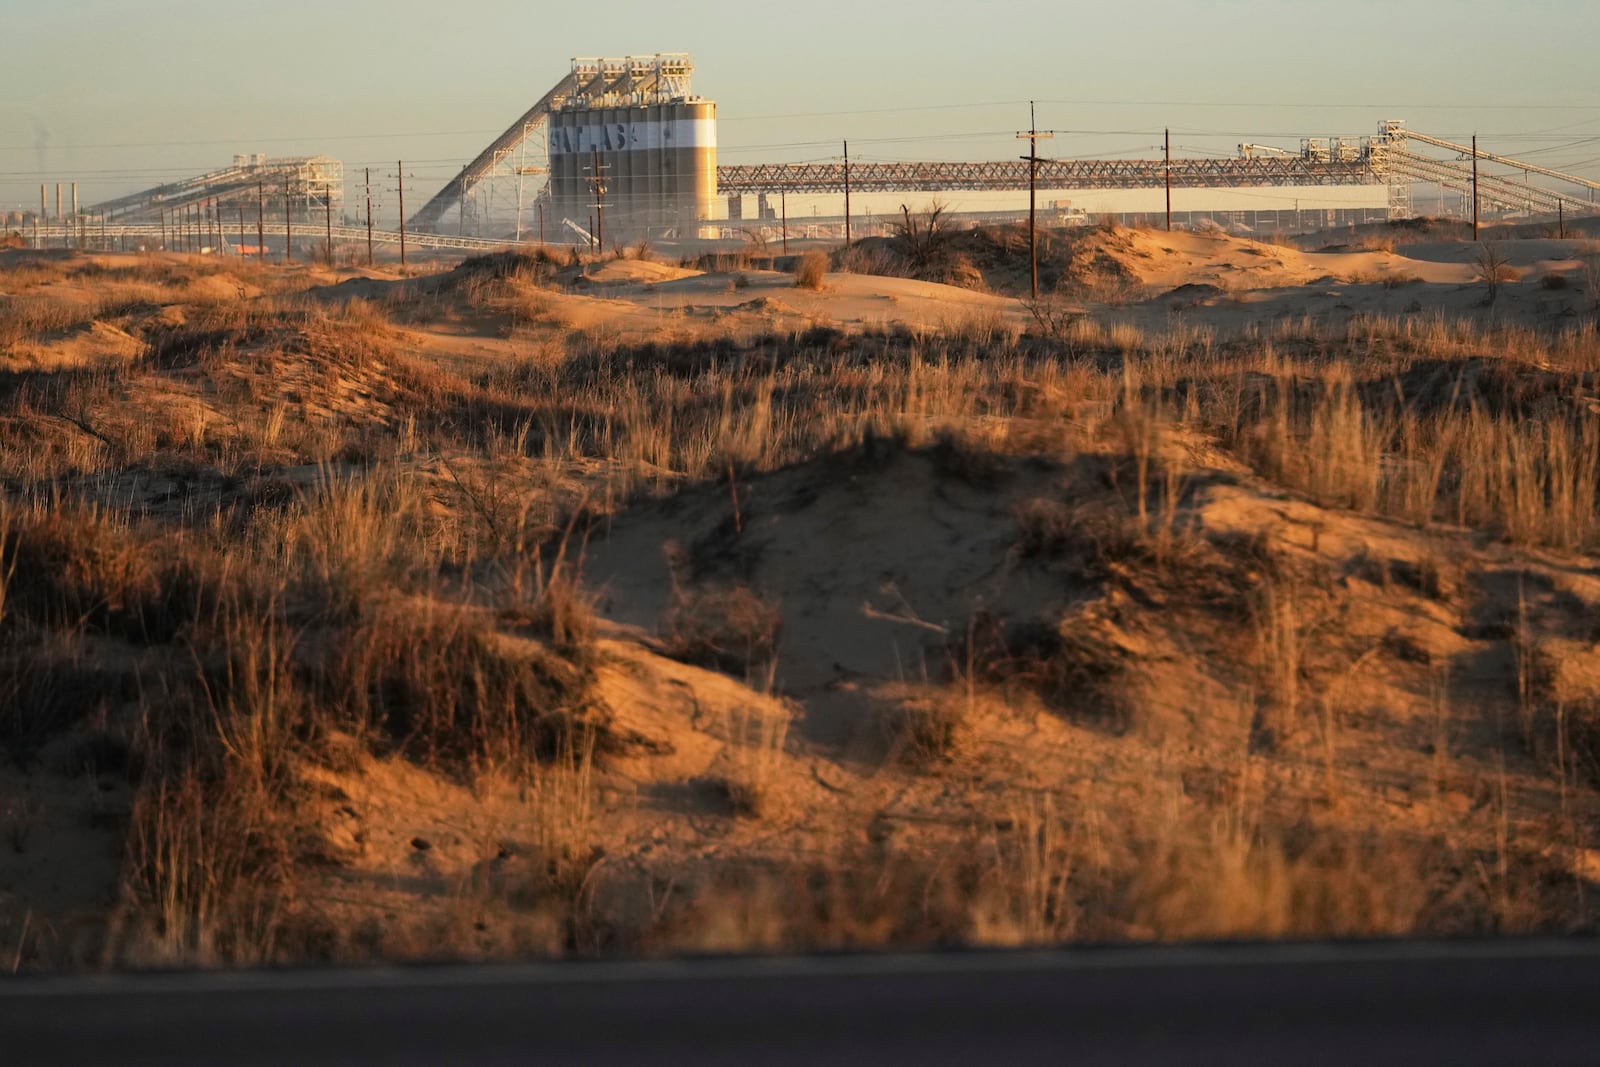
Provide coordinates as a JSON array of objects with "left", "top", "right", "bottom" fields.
[{"left": 3, "top": 0, "right": 1598, "bottom": 215}]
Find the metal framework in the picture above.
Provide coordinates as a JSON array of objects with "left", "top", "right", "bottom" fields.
[
  {"left": 721, "top": 122, "right": 1598, "bottom": 223},
  {"left": 1368, "top": 121, "right": 1598, "bottom": 216},
  {"left": 717, "top": 157, "right": 1377, "bottom": 195},
  {"left": 25, "top": 221, "right": 509, "bottom": 253},
  {"left": 409, "top": 53, "right": 697, "bottom": 232},
  {"left": 87, "top": 156, "right": 343, "bottom": 223}
]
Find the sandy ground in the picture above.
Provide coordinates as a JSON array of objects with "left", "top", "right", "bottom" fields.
[{"left": 3, "top": 228, "right": 1600, "bottom": 965}]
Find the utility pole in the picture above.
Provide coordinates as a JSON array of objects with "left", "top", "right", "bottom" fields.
[
  {"left": 1471, "top": 134, "right": 1480, "bottom": 241},
  {"left": 1164, "top": 128, "right": 1173, "bottom": 232},
  {"left": 1016, "top": 102, "right": 1055, "bottom": 300},
  {"left": 396, "top": 162, "right": 407, "bottom": 268},
  {"left": 159, "top": 207, "right": 166, "bottom": 252},
  {"left": 781, "top": 184, "right": 789, "bottom": 256},
  {"left": 843, "top": 140, "right": 851, "bottom": 246},
  {"left": 325, "top": 184, "right": 333, "bottom": 265},
  {"left": 585, "top": 147, "right": 608, "bottom": 253},
  {"left": 238, "top": 204, "right": 246, "bottom": 257},
  {"left": 538, "top": 201, "right": 545, "bottom": 248},
  {"left": 285, "top": 179, "right": 293, "bottom": 263},
  {"left": 364, "top": 168, "right": 374, "bottom": 266},
  {"left": 1558, "top": 199, "right": 1565, "bottom": 240},
  {"left": 257, "top": 182, "right": 265, "bottom": 261}
]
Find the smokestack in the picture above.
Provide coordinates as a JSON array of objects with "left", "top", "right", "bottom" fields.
[
  {"left": 55, "top": 183, "right": 62, "bottom": 220},
  {"left": 40, "top": 184, "right": 46, "bottom": 220}
]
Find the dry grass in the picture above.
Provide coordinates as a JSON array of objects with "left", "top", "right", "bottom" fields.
[
  {"left": 660, "top": 581, "right": 782, "bottom": 682},
  {"left": 2, "top": 249, "right": 1599, "bottom": 972},
  {"left": 793, "top": 250, "right": 827, "bottom": 291}
]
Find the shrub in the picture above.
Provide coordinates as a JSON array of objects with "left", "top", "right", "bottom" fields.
[
  {"left": 879, "top": 696, "right": 967, "bottom": 765},
  {"left": 1472, "top": 243, "right": 1519, "bottom": 304},
  {"left": 793, "top": 251, "right": 828, "bottom": 290},
  {"left": 660, "top": 583, "right": 782, "bottom": 678}
]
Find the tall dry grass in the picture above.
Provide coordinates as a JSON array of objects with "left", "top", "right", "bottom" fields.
[{"left": 2, "top": 249, "right": 1597, "bottom": 969}]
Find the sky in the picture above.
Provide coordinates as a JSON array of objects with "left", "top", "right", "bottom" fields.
[{"left": 3, "top": 0, "right": 1599, "bottom": 219}]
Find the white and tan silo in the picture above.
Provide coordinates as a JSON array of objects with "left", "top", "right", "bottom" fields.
[{"left": 547, "top": 55, "right": 716, "bottom": 243}]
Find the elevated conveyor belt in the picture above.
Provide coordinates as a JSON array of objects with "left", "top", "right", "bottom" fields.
[
  {"left": 1398, "top": 130, "right": 1600, "bottom": 196},
  {"left": 408, "top": 72, "right": 578, "bottom": 232},
  {"left": 1385, "top": 150, "right": 1577, "bottom": 214},
  {"left": 717, "top": 157, "right": 1377, "bottom": 195},
  {"left": 88, "top": 158, "right": 342, "bottom": 222}
]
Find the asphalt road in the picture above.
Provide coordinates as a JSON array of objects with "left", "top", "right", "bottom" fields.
[{"left": 4, "top": 938, "right": 1599, "bottom": 1065}]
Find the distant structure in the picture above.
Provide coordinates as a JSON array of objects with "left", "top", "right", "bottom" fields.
[
  {"left": 418, "top": 56, "right": 1599, "bottom": 240},
  {"left": 410, "top": 54, "right": 716, "bottom": 241},
  {"left": 65, "top": 58, "right": 1600, "bottom": 245},
  {"left": 89, "top": 155, "right": 344, "bottom": 225}
]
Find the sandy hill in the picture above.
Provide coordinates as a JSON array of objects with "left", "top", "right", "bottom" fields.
[{"left": 1, "top": 241, "right": 1599, "bottom": 970}]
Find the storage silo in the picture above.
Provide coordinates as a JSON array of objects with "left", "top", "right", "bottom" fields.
[{"left": 547, "top": 55, "right": 716, "bottom": 243}]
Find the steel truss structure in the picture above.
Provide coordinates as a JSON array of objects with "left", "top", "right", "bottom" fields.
[
  {"left": 408, "top": 54, "right": 697, "bottom": 232},
  {"left": 1372, "top": 121, "right": 1599, "bottom": 216},
  {"left": 718, "top": 121, "right": 1598, "bottom": 223},
  {"left": 87, "top": 156, "right": 343, "bottom": 224},
  {"left": 716, "top": 157, "right": 1376, "bottom": 195}
]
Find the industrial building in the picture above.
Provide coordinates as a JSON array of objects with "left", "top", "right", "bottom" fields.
[
  {"left": 415, "top": 59, "right": 1598, "bottom": 242},
  {"left": 87, "top": 155, "right": 343, "bottom": 227},
  {"left": 22, "top": 54, "right": 1593, "bottom": 252}
]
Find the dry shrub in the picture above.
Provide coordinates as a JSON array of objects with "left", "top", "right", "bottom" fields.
[
  {"left": 502, "top": 731, "right": 600, "bottom": 908},
  {"left": 1012, "top": 497, "right": 1079, "bottom": 560},
  {"left": 701, "top": 704, "right": 790, "bottom": 817},
  {"left": 2, "top": 504, "right": 159, "bottom": 637},
  {"left": 793, "top": 250, "right": 827, "bottom": 290},
  {"left": 121, "top": 770, "right": 295, "bottom": 967},
  {"left": 1472, "top": 243, "right": 1519, "bottom": 303},
  {"left": 968, "top": 793, "right": 1077, "bottom": 945},
  {"left": 893, "top": 200, "right": 955, "bottom": 274},
  {"left": 330, "top": 604, "right": 597, "bottom": 770},
  {"left": 1127, "top": 822, "right": 1443, "bottom": 941},
  {"left": 520, "top": 569, "right": 597, "bottom": 661},
  {"left": 645, "top": 847, "right": 985, "bottom": 955},
  {"left": 956, "top": 609, "right": 1130, "bottom": 733},
  {"left": 1454, "top": 412, "right": 1600, "bottom": 552},
  {"left": 1251, "top": 573, "right": 1303, "bottom": 747},
  {"left": 1242, "top": 372, "right": 1383, "bottom": 511},
  {"left": 284, "top": 467, "right": 431, "bottom": 617},
  {"left": 0, "top": 645, "right": 136, "bottom": 766},
  {"left": 660, "top": 582, "right": 782, "bottom": 678},
  {"left": 452, "top": 247, "right": 560, "bottom": 289},
  {"left": 879, "top": 693, "right": 968, "bottom": 766},
  {"left": 0, "top": 292, "right": 100, "bottom": 349},
  {"left": 119, "top": 598, "right": 305, "bottom": 967},
  {"left": 1340, "top": 232, "right": 1396, "bottom": 253}
]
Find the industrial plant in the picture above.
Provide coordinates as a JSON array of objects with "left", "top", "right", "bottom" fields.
[{"left": 15, "top": 53, "right": 1600, "bottom": 251}]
